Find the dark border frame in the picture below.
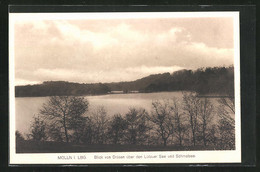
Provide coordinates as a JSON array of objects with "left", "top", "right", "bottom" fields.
[{"left": 1, "top": 4, "right": 256, "bottom": 170}]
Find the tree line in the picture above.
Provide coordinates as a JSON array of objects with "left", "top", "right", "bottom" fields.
[
  {"left": 16, "top": 93, "right": 235, "bottom": 150},
  {"left": 15, "top": 66, "right": 234, "bottom": 97},
  {"left": 141, "top": 66, "right": 234, "bottom": 95}
]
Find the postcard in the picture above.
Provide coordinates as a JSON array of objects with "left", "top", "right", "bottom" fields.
[{"left": 9, "top": 11, "right": 240, "bottom": 164}]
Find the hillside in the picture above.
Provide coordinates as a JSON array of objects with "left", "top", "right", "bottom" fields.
[{"left": 15, "top": 66, "right": 234, "bottom": 97}]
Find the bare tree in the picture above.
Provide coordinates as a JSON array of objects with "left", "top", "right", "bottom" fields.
[
  {"left": 218, "top": 97, "right": 235, "bottom": 114},
  {"left": 16, "top": 130, "right": 25, "bottom": 151},
  {"left": 16, "top": 131, "right": 25, "bottom": 142},
  {"left": 198, "top": 98, "right": 214, "bottom": 146},
  {"left": 108, "top": 114, "right": 127, "bottom": 144},
  {"left": 171, "top": 99, "right": 186, "bottom": 146},
  {"left": 182, "top": 92, "right": 201, "bottom": 146},
  {"left": 47, "top": 125, "right": 64, "bottom": 142},
  {"left": 217, "top": 97, "right": 235, "bottom": 126},
  {"left": 124, "top": 108, "right": 149, "bottom": 145},
  {"left": 81, "top": 117, "right": 94, "bottom": 144},
  {"left": 207, "top": 124, "right": 218, "bottom": 147},
  {"left": 216, "top": 95, "right": 235, "bottom": 149},
  {"left": 217, "top": 118, "right": 235, "bottom": 150},
  {"left": 40, "top": 96, "right": 89, "bottom": 143},
  {"left": 28, "top": 115, "right": 48, "bottom": 141},
  {"left": 69, "top": 115, "right": 88, "bottom": 143},
  {"left": 149, "top": 100, "right": 175, "bottom": 146},
  {"left": 91, "top": 106, "right": 109, "bottom": 144}
]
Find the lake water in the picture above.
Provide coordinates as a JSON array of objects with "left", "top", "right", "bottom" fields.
[{"left": 15, "top": 92, "right": 220, "bottom": 135}]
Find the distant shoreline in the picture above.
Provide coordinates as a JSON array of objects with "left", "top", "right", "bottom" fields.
[
  {"left": 15, "top": 91, "right": 233, "bottom": 98},
  {"left": 14, "top": 91, "right": 170, "bottom": 98},
  {"left": 15, "top": 66, "right": 234, "bottom": 98},
  {"left": 196, "top": 94, "right": 234, "bottom": 98}
]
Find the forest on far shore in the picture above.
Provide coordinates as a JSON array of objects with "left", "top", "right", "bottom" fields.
[{"left": 15, "top": 66, "right": 234, "bottom": 97}]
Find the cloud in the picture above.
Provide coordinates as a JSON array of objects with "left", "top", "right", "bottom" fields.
[
  {"left": 54, "top": 21, "right": 119, "bottom": 50},
  {"left": 13, "top": 17, "right": 234, "bottom": 85},
  {"left": 15, "top": 79, "right": 41, "bottom": 86},
  {"left": 125, "top": 65, "right": 183, "bottom": 74},
  {"left": 16, "top": 65, "right": 183, "bottom": 85}
]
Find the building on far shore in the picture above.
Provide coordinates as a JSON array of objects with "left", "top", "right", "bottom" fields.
[
  {"left": 108, "top": 91, "right": 124, "bottom": 94},
  {"left": 108, "top": 90, "right": 139, "bottom": 94},
  {"left": 129, "top": 91, "right": 139, "bottom": 93}
]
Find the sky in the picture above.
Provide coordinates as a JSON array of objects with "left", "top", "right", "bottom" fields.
[{"left": 12, "top": 13, "right": 235, "bottom": 86}]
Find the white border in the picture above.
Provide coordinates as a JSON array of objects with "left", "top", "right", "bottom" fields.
[{"left": 9, "top": 12, "right": 240, "bottom": 164}]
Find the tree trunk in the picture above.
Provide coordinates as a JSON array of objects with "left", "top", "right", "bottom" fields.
[
  {"left": 203, "top": 130, "right": 207, "bottom": 146},
  {"left": 163, "top": 138, "right": 167, "bottom": 146},
  {"left": 203, "top": 122, "right": 207, "bottom": 146},
  {"left": 63, "top": 116, "right": 69, "bottom": 143},
  {"left": 179, "top": 136, "right": 182, "bottom": 146},
  {"left": 192, "top": 131, "right": 196, "bottom": 146}
]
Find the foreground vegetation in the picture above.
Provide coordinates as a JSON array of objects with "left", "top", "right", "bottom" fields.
[
  {"left": 16, "top": 92, "right": 235, "bottom": 153},
  {"left": 16, "top": 140, "right": 222, "bottom": 153}
]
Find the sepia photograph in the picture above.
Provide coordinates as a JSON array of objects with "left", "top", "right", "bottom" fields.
[{"left": 9, "top": 11, "right": 241, "bottom": 164}]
